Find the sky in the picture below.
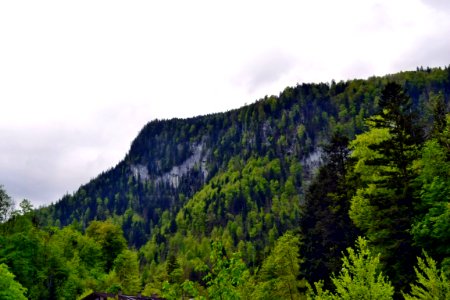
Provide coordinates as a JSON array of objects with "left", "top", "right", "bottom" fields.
[{"left": 1, "top": 0, "right": 449, "bottom": 208}]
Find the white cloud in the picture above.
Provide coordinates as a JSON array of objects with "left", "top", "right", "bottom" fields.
[
  {"left": 0, "top": 0, "right": 449, "bottom": 206},
  {"left": 421, "top": 0, "right": 450, "bottom": 11}
]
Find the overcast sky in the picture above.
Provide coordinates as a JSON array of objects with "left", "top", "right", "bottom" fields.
[{"left": 1, "top": 0, "right": 449, "bottom": 208}]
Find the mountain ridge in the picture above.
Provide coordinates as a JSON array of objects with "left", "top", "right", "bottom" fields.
[{"left": 37, "top": 67, "right": 450, "bottom": 249}]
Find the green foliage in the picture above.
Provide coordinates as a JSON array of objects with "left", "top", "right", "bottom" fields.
[
  {"left": 430, "top": 93, "right": 447, "bottom": 137},
  {"left": 86, "top": 220, "right": 127, "bottom": 272},
  {"left": 412, "top": 176, "right": 450, "bottom": 258},
  {"left": 349, "top": 83, "right": 423, "bottom": 289},
  {"left": 348, "top": 125, "right": 391, "bottom": 231},
  {"left": 0, "top": 185, "right": 14, "bottom": 223},
  {"left": 3, "top": 67, "right": 450, "bottom": 299},
  {"left": 18, "top": 199, "right": 33, "bottom": 215},
  {"left": 253, "top": 232, "right": 303, "bottom": 299},
  {"left": 308, "top": 237, "right": 394, "bottom": 300},
  {"left": 204, "top": 241, "right": 248, "bottom": 300},
  {"left": 302, "top": 133, "right": 358, "bottom": 286},
  {"left": 175, "top": 154, "right": 301, "bottom": 270},
  {"left": 0, "top": 263, "right": 27, "bottom": 300},
  {"left": 162, "top": 279, "right": 206, "bottom": 300},
  {"left": 412, "top": 123, "right": 450, "bottom": 262},
  {"left": 0, "top": 219, "right": 137, "bottom": 300},
  {"left": 0, "top": 229, "right": 45, "bottom": 299},
  {"left": 160, "top": 241, "right": 250, "bottom": 299},
  {"left": 403, "top": 252, "right": 450, "bottom": 300},
  {"left": 111, "top": 250, "right": 141, "bottom": 294}
]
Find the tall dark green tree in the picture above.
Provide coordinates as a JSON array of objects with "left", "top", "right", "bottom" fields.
[
  {"left": 430, "top": 92, "right": 447, "bottom": 137},
  {"left": 301, "top": 132, "right": 358, "bottom": 286},
  {"left": 350, "top": 82, "right": 423, "bottom": 292}
]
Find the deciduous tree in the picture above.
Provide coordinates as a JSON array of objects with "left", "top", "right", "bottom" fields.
[
  {"left": 0, "top": 263, "right": 27, "bottom": 300},
  {"left": 0, "top": 185, "right": 14, "bottom": 223}
]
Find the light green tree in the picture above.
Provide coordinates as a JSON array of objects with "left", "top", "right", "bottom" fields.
[
  {"left": 253, "top": 231, "right": 302, "bottom": 300},
  {"left": 349, "top": 83, "right": 423, "bottom": 288},
  {"left": 403, "top": 253, "right": 450, "bottom": 300},
  {"left": 412, "top": 116, "right": 450, "bottom": 264},
  {"left": 308, "top": 237, "right": 394, "bottom": 300},
  {"left": 112, "top": 250, "right": 141, "bottom": 295},
  {"left": 0, "top": 263, "right": 27, "bottom": 300},
  {"left": 85, "top": 220, "right": 127, "bottom": 272},
  {"left": 204, "top": 241, "right": 247, "bottom": 300}
]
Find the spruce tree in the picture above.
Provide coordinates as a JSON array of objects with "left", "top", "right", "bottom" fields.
[
  {"left": 349, "top": 82, "right": 423, "bottom": 291},
  {"left": 301, "top": 133, "right": 358, "bottom": 286},
  {"left": 307, "top": 237, "right": 394, "bottom": 300}
]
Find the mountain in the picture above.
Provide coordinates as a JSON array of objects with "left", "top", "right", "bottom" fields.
[
  {"left": 37, "top": 67, "right": 450, "bottom": 246},
  {"left": 19, "top": 66, "right": 449, "bottom": 298}
]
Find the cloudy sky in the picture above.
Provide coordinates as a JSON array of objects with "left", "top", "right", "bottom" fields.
[{"left": 1, "top": 0, "right": 449, "bottom": 207}]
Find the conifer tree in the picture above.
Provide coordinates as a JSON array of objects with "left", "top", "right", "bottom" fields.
[
  {"left": 403, "top": 252, "right": 450, "bottom": 300},
  {"left": 252, "top": 232, "right": 302, "bottom": 299},
  {"left": 349, "top": 82, "right": 422, "bottom": 290},
  {"left": 112, "top": 250, "right": 141, "bottom": 295},
  {"left": 307, "top": 237, "right": 394, "bottom": 300},
  {"left": 302, "top": 132, "right": 358, "bottom": 286}
]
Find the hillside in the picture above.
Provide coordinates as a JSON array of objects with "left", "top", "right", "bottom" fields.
[
  {"left": 1, "top": 66, "right": 449, "bottom": 299},
  {"left": 39, "top": 67, "right": 450, "bottom": 245}
]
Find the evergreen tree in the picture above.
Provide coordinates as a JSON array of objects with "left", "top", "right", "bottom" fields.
[
  {"left": 403, "top": 252, "right": 450, "bottom": 300},
  {"left": 307, "top": 237, "right": 394, "bottom": 300},
  {"left": 301, "top": 133, "right": 358, "bottom": 286},
  {"left": 254, "top": 232, "right": 302, "bottom": 299},
  {"left": 430, "top": 93, "right": 447, "bottom": 137},
  {"left": 349, "top": 82, "right": 422, "bottom": 290},
  {"left": 412, "top": 140, "right": 450, "bottom": 260},
  {"left": 412, "top": 114, "right": 450, "bottom": 266},
  {"left": 112, "top": 250, "right": 141, "bottom": 295}
]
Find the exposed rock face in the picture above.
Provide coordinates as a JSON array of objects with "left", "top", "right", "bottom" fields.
[
  {"left": 130, "top": 164, "right": 150, "bottom": 181},
  {"left": 130, "top": 143, "right": 209, "bottom": 188},
  {"left": 261, "top": 120, "right": 273, "bottom": 146},
  {"left": 156, "top": 143, "right": 208, "bottom": 188},
  {"left": 301, "top": 148, "right": 323, "bottom": 182}
]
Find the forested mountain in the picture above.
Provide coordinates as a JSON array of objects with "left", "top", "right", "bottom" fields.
[{"left": 1, "top": 66, "right": 450, "bottom": 299}]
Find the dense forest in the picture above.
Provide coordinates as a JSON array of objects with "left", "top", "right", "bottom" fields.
[{"left": 1, "top": 66, "right": 449, "bottom": 299}]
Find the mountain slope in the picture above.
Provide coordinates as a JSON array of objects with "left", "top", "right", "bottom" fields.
[{"left": 37, "top": 67, "right": 450, "bottom": 252}]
